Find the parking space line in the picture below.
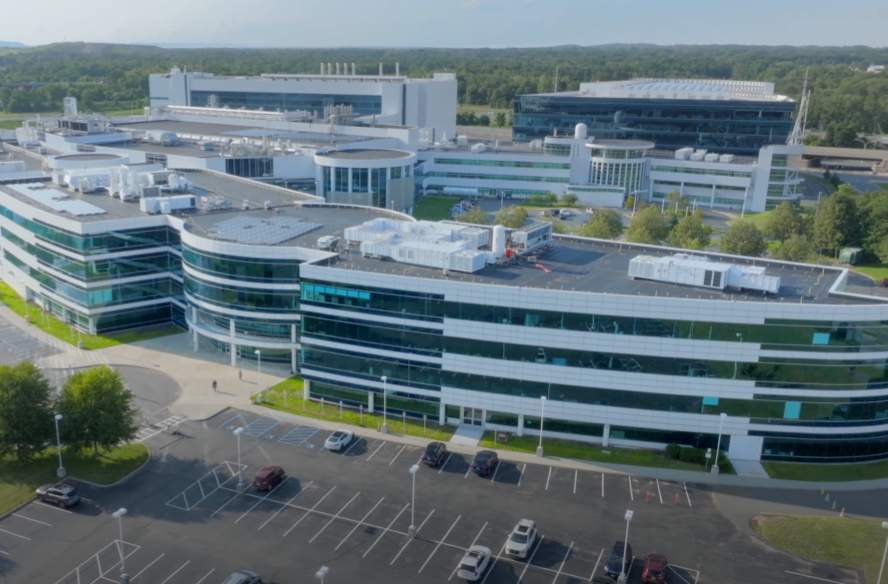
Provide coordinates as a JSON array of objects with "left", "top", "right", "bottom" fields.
[
  {"left": 0, "top": 550, "right": 7, "bottom": 555},
  {"left": 589, "top": 548, "right": 604, "bottom": 582},
  {"left": 217, "top": 412, "right": 243, "bottom": 427},
  {"left": 601, "top": 474, "right": 605, "bottom": 497},
  {"left": 450, "top": 522, "right": 488, "bottom": 581},
  {"left": 656, "top": 479, "right": 663, "bottom": 504},
  {"left": 277, "top": 425, "right": 320, "bottom": 447},
  {"left": 34, "top": 502, "right": 72, "bottom": 514},
  {"left": 627, "top": 477, "right": 634, "bottom": 501},
  {"left": 573, "top": 470, "right": 577, "bottom": 494},
  {"left": 130, "top": 553, "right": 165, "bottom": 581},
  {"left": 515, "top": 536, "right": 545, "bottom": 584},
  {"left": 209, "top": 490, "right": 241, "bottom": 518},
  {"left": 363, "top": 502, "right": 409, "bottom": 558},
  {"left": 545, "top": 467, "right": 552, "bottom": 490},
  {"left": 438, "top": 453, "right": 452, "bottom": 474},
  {"left": 342, "top": 438, "right": 362, "bottom": 456},
  {"left": 12, "top": 513, "right": 51, "bottom": 526},
  {"left": 784, "top": 571, "right": 843, "bottom": 584},
  {"left": 366, "top": 441, "right": 387, "bottom": 461},
  {"left": 480, "top": 543, "right": 506, "bottom": 584},
  {"left": 516, "top": 464, "right": 526, "bottom": 487},
  {"left": 550, "top": 541, "right": 573, "bottom": 584},
  {"left": 490, "top": 462, "right": 501, "bottom": 483},
  {"left": 195, "top": 569, "right": 215, "bottom": 584},
  {"left": 464, "top": 464, "right": 473, "bottom": 479},
  {"left": 335, "top": 497, "right": 384, "bottom": 550},
  {"left": 309, "top": 492, "right": 361, "bottom": 543},
  {"left": 683, "top": 482, "right": 692, "bottom": 506},
  {"left": 389, "top": 509, "right": 435, "bottom": 565},
  {"left": 388, "top": 444, "right": 407, "bottom": 465},
  {"left": 283, "top": 486, "right": 337, "bottom": 536},
  {"left": 667, "top": 565, "right": 695, "bottom": 584},
  {"left": 160, "top": 561, "right": 190, "bottom": 584},
  {"left": 259, "top": 480, "right": 313, "bottom": 530},
  {"left": 419, "top": 514, "right": 461, "bottom": 573},
  {"left": 0, "top": 528, "right": 29, "bottom": 540},
  {"left": 235, "top": 476, "right": 291, "bottom": 523}
]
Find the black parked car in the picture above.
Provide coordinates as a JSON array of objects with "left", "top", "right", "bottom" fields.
[
  {"left": 469, "top": 450, "right": 499, "bottom": 476},
  {"left": 421, "top": 442, "right": 448, "bottom": 466},
  {"left": 603, "top": 541, "right": 633, "bottom": 578},
  {"left": 35, "top": 483, "right": 81, "bottom": 508}
]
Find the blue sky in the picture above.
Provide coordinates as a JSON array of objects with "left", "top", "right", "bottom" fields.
[{"left": 2, "top": 0, "right": 886, "bottom": 48}]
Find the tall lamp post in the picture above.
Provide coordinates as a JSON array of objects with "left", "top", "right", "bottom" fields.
[
  {"left": 618, "top": 510, "right": 633, "bottom": 583},
  {"left": 712, "top": 412, "right": 728, "bottom": 475},
  {"left": 316, "top": 566, "right": 330, "bottom": 584},
  {"left": 112, "top": 508, "right": 127, "bottom": 576},
  {"left": 536, "top": 396, "right": 546, "bottom": 457},
  {"left": 408, "top": 464, "right": 419, "bottom": 538},
  {"left": 380, "top": 376, "right": 389, "bottom": 434},
  {"left": 54, "top": 414, "right": 65, "bottom": 478},
  {"left": 234, "top": 427, "right": 245, "bottom": 495},
  {"left": 255, "top": 350, "right": 262, "bottom": 402},
  {"left": 878, "top": 521, "right": 888, "bottom": 584}
]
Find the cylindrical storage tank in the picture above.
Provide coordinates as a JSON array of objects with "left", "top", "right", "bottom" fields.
[
  {"left": 48, "top": 153, "right": 129, "bottom": 171},
  {"left": 574, "top": 123, "right": 588, "bottom": 140},
  {"left": 493, "top": 225, "right": 507, "bottom": 258}
]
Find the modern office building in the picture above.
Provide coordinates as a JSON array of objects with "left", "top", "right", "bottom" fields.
[{"left": 513, "top": 78, "right": 796, "bottom": 156}]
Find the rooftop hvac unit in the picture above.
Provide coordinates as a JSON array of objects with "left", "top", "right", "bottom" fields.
[
  {"left": 470, "top": 143, "right": 486, "bottom": 153},
  {"left": 719, "top": 154, "right": 735, "bottom": 163},
  {"left": 159, "top": 200, "right": 172, "bottom": 214},
  {"left": 142, "top": 186, "right": 162, "bottom": 198},
  {"left": 140, "top": 198, "right": 161, "bottom": 214},
  {"left": 456, "top": 135, "right": 469, "bottom": 148},
  {"left": 675, "top": 148, "right": 694, "bottom": 160},
  {"left": 704, "top": 153, "right": 720, "bottom": 162},
  {"left": 689, "top": 152, "right": 704, "bottom": 161},
  {"left": 628, "top": 254, "right": 780, "bottom": 293},
  {"left": 317, "top": 235, "right": 340, "bottom": 250}
]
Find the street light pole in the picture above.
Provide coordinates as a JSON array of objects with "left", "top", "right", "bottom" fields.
[
  {"left": 408, "top": 464, "right": 419, "bottom": 538},
  {"left": 536, "top": 396, "right": 546, "bottom": 457},
  {"left": 381, "top": 376, "right": 388, "bottom": 434},
  {"left": 54, "top": 414, "right": 65, "bottom": 478},
  {"left": 713, "top": 412, "right": 728, "bottom": 474},
  {"left": 877, "top": 521, "right": 888, "bottom": 584},
  {"left": 234, "top": 427, "right": 245, "bottom": 495},
  {"left": 316, "top": 566, "right": 330, "bottom": 584},
  {"left": 618, "top": 510, "right": 633, "bottom": 583},
  {"left": 255, "top": 350, "right": 262, "bottom": 402},
  {"left": 112, "top": 508, "right": 127, "bottom": 576}
]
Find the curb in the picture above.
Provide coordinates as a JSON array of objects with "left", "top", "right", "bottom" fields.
[{"left": 64, "top": 443, "right": 154, "bottom": 489}]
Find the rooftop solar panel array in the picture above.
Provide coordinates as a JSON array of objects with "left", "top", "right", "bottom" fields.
[{"left": 209, "top": 215, "right": 322, "bottom": 245}]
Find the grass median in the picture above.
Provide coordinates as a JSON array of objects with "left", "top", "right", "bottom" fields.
[
  {"left": 478, "top": 432, "right": 734, "bottom": 474},
  {"left": 753, "top": 515, "right": 881, "bottom": 582},
  {"left": 0, "top": 281, "right": 182, "bottom": 350},
  {"left": 259, "top": 378, "right": 455, "bottom": 442},
  {"left": 0, "top": 443, "right": 149, "bottom": 515},
  {"left": 763, "top": 459, "right": 888, "bottom": 482},
  {"left": 413, "top": 195, "right": 460, "bottom": 221}
]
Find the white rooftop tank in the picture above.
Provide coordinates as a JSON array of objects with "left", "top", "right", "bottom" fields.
[
  {"left": 574, "top": 123, "right": 588, "bottom": 140},
  {"left": 492, "top": 225, "right": 507, "bottom": 258}
]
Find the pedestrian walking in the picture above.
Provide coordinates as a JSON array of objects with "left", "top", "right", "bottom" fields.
[
  {"left": 212, "top": 380, "right": 217, "bottom": 392},
  {"left": 238, "top": 369, "right": 242, "bottom": 381}
]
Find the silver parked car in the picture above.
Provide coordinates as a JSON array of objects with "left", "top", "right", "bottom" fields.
[
  {"left": 457, "top": 545, "right": 491, "bottom": 581},
  {"left": 35, "top": 483, "right": 81, "bottom": 508}
]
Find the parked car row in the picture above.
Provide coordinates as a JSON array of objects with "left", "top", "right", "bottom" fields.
[{"left": 603, "top": 540, "right": 668, "bottom": 584}]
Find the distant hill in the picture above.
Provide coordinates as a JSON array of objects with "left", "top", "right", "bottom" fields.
[
  {"left": 0, "top": 40, "right": 28, "bottom": 48},
  {"left": 31, "top": 42, "right": 163, "bottom": 54}
]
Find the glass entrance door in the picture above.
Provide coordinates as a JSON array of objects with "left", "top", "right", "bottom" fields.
[{"left": 463, "top": 407, "right": 483, "bottom": 426}]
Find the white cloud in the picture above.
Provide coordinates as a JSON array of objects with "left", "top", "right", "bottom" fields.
[{"left": 461, "top": 0, "right": 483, "bottom": 9}]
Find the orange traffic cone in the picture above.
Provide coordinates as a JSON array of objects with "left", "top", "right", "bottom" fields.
[
  {"left": 646, "top": 491, "right": 650, "bottom": 503},
  {"left": 675, "top": 493, "right": 680, "bottom": 505}
]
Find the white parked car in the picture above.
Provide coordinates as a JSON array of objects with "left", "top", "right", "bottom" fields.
[
  {"left": 506, "top": 519, "right": 538, "bottom": 559},
  {"left": 324, "top": 429, "right": 354, "bottom": 451},
  {"left": 457, "top": 545, "right": 492, "bottom": 581}
]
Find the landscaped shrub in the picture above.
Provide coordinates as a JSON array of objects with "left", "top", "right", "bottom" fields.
[
  {"left": 665, "top": 443, "right": 681, "bottom": 459},
  {"left": 678, "top": 446, "right": 706, "bottom": 464}
]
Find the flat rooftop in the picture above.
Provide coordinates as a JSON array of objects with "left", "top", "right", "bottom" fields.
[
  {"left": 316, "top": 149, "right": 412, "bottom": 161},
  {"left": 329, "top": 235, "right": 873, "bottom": 305},
  {"left": 114, "top": 120, "right": 371, "bottom": 146}
]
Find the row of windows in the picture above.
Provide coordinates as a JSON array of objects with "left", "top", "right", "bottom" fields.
[
  {"left": 96, "top": 304, "right": 177, "bottom": 334},
  {"left": 432, "top": 158, "right": 570, "bottom": 170},
  {"left": 654, "top": 180, "right": 747, "bottom": 193},
  {"left": 324, "top": 166, "right": 407, "bottom": 194},
  {"left": 300, "top": 282, "right": 886, "bottom": 352},
  {"left": 761, "top": 433, "right": 888, "bottom": 463},
  {"left": 301, "top": 316, "right": 888, "bottom": 391},
  {"left": 423, "top": 172, "right": 568, "bottom": 184},
  {"left": 190, "top": 91, "right": 383, "bottom": 116},
  {"left": 3, "top": 228, "right": 172, "bottom": 282},
  {"left": 225, "top": 158, "right": 273, "bottom": 178},
  {"left": 593, "top": 149, "right": 646, "bottom": 160},
  {"left": 302, "top": 346, "right": 441, "bottom": 390},
  {"left": 650, "top": 165, "right": 752, "bottom": 178},
  {"left": 182, "top": 247, "right": 301, "bottom": 283},
  {"left": 184, "top": 274, "right": 299, "bottom": 312},
  {"left": 197, "top": 306, "right": 297, "bottom": 339},
  {"left": 0, "top": 205, "right": 178, "bottom": 255}
]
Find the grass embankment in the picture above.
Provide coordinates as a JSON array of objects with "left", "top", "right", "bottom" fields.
[
  {"left": 753, "top": 515, "right": 883, "bottom": 582},
  {"left": 0, "top": 443, "right": 149, "bottom": 514},
  {"left": 853, "top": 262, "right": 888, "bottom": 283},
  {"left": 0, "top": 281, "right": 182, "bottom": 350},
  {"left": 478, "top": 432, "right": 734, "bottom": 474},
  {"left": 0, "top": 120, "right": 20, "bottom": 130},
  {"left": 259, "top": 378, "right": 455, "bottom": 442},
  {"left": 763, "top": 459, "right": 888, "bottom": 482},
  {"left": 874, "top": 183, "right": 888, "bottom": 192}
]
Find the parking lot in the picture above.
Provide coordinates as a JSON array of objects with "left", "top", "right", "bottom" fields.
[{"left": 0, "top": 409, "right": 864, "bottom": 584}]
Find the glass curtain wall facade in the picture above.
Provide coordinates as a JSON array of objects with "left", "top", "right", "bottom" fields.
[
  {"left": 513, "top": 95, "right": 795, "bottom": 156},
  {"left": 190, "top": 91, "right": 382, "bottom": 117}
]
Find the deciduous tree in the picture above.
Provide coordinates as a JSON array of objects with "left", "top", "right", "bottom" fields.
[
  {"left": 58, "top": 365, "right": 138, "bottom": 455},
  {"left": 580, "top": 208, "right": 623, "bottom": 240},
  {"left": 458, "top": 207, "right": 489, "bottom": 225},
  {"left": 667, "top": 211, "right": 712, "bottom": 250},
  {"left": 493, "top": 206, "right": 528, "bottom": 229},
  {"left": 813, "top": 185, "right": 861, "bottom": 255},
  {"left": 0, "top": 362, "right": 54, "bottom": 461},
  {"left": 626, "top": 206, "right": 670, "bottom": 245},
  {"left": 720, "top": 220, "right": 767, "bottom": 257},
  {"left": 774, "top": 234, "right": 816, "bottom": 263},
  {"left": 764, "top": 202, "right": 808, "bottom": 242}
]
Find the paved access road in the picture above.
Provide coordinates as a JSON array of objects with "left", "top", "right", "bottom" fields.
[{"left": 0, "top": 409, "right": 862, "bottom": 584}]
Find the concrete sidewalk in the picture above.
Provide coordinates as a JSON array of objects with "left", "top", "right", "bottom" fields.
[{"left": 4, "top": 302, "right": 888, "bottom": 492}]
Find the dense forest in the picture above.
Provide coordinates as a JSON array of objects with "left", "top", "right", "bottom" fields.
[{"left": 1, "top": 43, "right": 887, "bottom": 137}]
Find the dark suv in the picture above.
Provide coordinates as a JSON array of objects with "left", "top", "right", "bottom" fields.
[
  {"left": 469, "top": 450, "right": 499, "bottom": 476},
  {"left": 603, "top": 540, "right": 633, "bottom": 578},
  {"left": 35, "top": 483, "right": 81, "bottom": 508},
  {"left": 421, "top": 442, "right": 447, "bottom": 466}
]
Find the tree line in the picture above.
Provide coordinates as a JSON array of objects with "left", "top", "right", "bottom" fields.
[
  {"left": 0, "top": 43, "right": 886, "bottom": 138},
  {"left": 0, "top": 362, "right": 137, "bottom": 461}
]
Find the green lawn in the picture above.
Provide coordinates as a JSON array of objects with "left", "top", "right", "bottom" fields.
[
  {"left": 730, "top": 209, "right": 773, "bottom": 229},
  {"left": 0, "top": 281, "right": 183, "bottom": 349},
  {"left": 852, "top": 262, "right": 888, "bottom": 282},
  {"left": 763, "top": 458, "right": 888, "bottom": 481},
  {"left": 0, "top": 120, "right": 19, "bottom": 130},
  {"left": 874, "top": 183, "right": 888, "bottom": 192},
  {"left": 0, "top": 443, "right": 149, "bottom": 514},
  {"left": 259, "top": 378, "right": 455, "bottom": 442},
  {"left": 478, "top": 432, "right": 733, "bottom": 474},
  {"left": 754, "top": 515, "right": 884, "bottom": 582},
  {"left": 801, "top": 172, "right": 838, "bottom": 195},
  {"left": 413, "top": 195, "right": 461, "bottom": 221},
  {"left": 457, "top": 104, "right": 511, "bottom": 114}
]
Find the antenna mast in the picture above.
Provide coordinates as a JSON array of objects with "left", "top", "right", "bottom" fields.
[{"left": 788, "top": 67, "right": 811, "bottom": 145}]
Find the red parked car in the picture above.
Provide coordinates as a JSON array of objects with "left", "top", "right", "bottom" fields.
[
  {"left": 641, "top": 553, "right": 668, "bottom": 584},
  {"left": 251, "top": 466, "right": 285, "bottom": 491}
]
